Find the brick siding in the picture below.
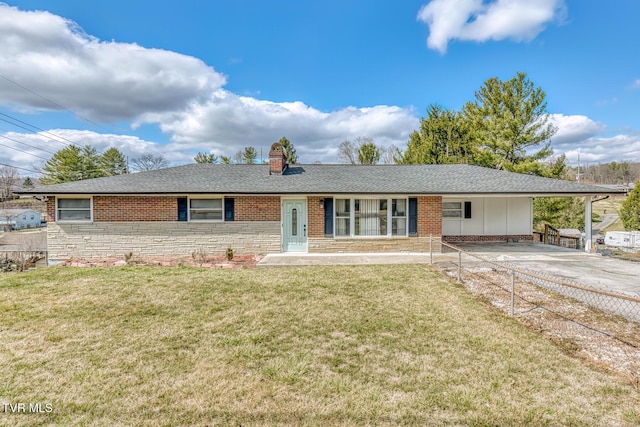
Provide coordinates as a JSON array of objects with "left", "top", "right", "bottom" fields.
[
  {"left": 418, "top": 196, "right": 442, "bottom": 236},
  {"left": 48, "top": 195, "right": 280, "bottom": 223},
  {"left": 234, "top": 196, "right": 280, "bottom": 221},
  {"left": 46, "top": 197, "right": 55, "bottom": 221},
  {"left": 307, "top": 196, "right": 326, "bottom": 238},
  {"left": 94, "top": 196, "right": 177, "bottom": 221}
]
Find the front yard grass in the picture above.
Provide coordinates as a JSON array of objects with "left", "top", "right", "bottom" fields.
[{"left": 1, "top": 265, "right": 639, "bottom": 426}]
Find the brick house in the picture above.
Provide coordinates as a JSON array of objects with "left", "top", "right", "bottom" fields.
[{"left": 23, "top": 143, "right": 618, "bottom": 263}]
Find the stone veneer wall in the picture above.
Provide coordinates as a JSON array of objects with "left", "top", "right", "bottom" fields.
[{"left": 47, "top": 221, "right": 281, "bottom": 261}]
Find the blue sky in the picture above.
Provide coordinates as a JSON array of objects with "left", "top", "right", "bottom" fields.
[{"left": 1, "top": 0, "right": 639, "bottom": 175}]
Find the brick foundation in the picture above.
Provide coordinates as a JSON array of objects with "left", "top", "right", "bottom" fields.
[{"left": 443, "top": 234, "right": 533, "bottom": 243}]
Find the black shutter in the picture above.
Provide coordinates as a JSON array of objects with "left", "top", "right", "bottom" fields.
[
  {"left": 225, "top": 198, "right": 234, "bottom": 221},
  {"left": 177, "top": 197, "right": 187, "bottom": 221},
  {"left": 324, "top": 198, "right": 334, "bottom": 237},
  {"left": 464, "top": 201, "right": 472, "bottom": 219},
  {"left": 408, "top": 197, "right": 418, "bottom": 236}
]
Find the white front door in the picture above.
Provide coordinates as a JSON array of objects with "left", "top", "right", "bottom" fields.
[{"left": 282, "top": 199, "right": 307, "bottom": 252}]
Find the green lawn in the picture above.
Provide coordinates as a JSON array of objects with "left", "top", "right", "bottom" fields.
[{"left": 1, "top": 265, "right": 639, "bottom": 426}]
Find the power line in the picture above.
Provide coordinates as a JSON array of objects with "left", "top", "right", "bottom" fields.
[
  {"left": 0, "top": 133, "right": 56, "bottom": 155},
  {"left": 0, "top": 161, "right": 41, "bottom": 175},
  {"left": 0, "top": 140, "right": 48, "bottom": 161},
  {"left": 0, "top": 113, "right": 72, "bottom": 147},
  {"left": 0, "top": 73, "right": 115, "bottom": 134}
]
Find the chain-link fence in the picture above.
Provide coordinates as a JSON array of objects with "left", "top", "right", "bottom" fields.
[{"left": 432, "top": 240, "right": 640, "bottom": 383}]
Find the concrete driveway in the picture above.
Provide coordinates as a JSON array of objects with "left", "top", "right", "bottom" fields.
[{"left": 453, "top": 241, "right": 640, "bottom": 298}]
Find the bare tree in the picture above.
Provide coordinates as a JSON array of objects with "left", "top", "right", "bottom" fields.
[
  {"left": 0, "top": 165, "right": 19, "bottom": 202},
  {"left": 338, "top": 140, "right": 358, "bottom": 164},
  {"left": 338, "top": 137, "right": 386, "bottom": 165},
  {"left": 381, "top": 144, "right": 400, "bottom": 164},
  {"left": 131, "top": 154, "right": 169, "bottom": 172}
]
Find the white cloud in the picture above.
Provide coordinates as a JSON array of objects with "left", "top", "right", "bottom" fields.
[
  {"left": 560, "top": 135, "right": 640, "bottom": 165},
  {"left": 137, "top": 90, "right": 419, "bottom": 163},
  {"left": 417, "top": 0, "right": 566, "bottom": 53},
  {"left": 549, "top": 114, "right": 605, "bottom": 145},
  {"left": 548, "top": 114, "right": 640, "bottom": 165},
  {"left": 0, "top": 129, "right": 162, "bottom": 170},
  {"left": 0, "top": 4, "right": 225, "bottom": 122}
]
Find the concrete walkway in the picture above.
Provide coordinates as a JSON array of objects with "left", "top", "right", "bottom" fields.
[
  {"left": 258, "top": 252, "right": 434, "bottom": 267},
  {"left": 258, "top": 242, "right": 640, "bottom": 298}
]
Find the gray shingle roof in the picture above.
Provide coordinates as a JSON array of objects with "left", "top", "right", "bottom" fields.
[{"left": 20, "top": 164, "right": 620, "bottom": 196}]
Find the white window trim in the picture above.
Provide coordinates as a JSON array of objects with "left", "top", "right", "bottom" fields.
[
  {"left": 334, "top": 197, "right": 408, "bottom": 238},
  {"left": 56, "top": 196, "right": 93, "bottom": 223},
  {"left": 187, "top": 196, "right": 225, "bottom": 222}
]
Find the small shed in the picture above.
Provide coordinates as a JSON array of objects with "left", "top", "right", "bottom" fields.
[{"left": 0, "top": 209, "right": 42, "bottom": 231}]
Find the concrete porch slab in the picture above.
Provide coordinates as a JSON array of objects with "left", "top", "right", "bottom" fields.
[{"left": 257, "top": 252, "right": 432, "bottom": 267}]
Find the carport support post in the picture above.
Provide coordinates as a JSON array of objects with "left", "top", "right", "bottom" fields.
[{"left": 585, "top": 196, "right": 593, "bottom": 253}]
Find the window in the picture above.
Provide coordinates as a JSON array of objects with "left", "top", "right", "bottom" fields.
[
  {"left": 335, "top": 199, "right": 350, "bottom": 236},
  {"left": 442, "top": 202, "right": 462, "bottom": 218},
  {"left": 392, "top": 199, "right": 407, "bottom": 236},
  {"left": 334, "top": 198, "right": 407, "bottom": 237},
  {"left": 355, "top": 199, "right": 387, "bottom": 236},
  {"left": 57, "top": 198, "right": 91, "bottom": 221},
  {"left": 189, "top": 198, "right": 223, "bottom": 221},
  {"left": 443, "top": 201, "right": 472, "bottom": 219}
]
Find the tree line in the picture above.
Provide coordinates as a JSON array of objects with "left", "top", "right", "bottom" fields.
[{"left": 193, "top": 137, "right": 298, "bottom": 165}]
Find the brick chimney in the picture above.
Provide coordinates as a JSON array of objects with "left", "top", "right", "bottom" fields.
[{"left": 268, "top": 142, "right": 287, "bottom": 175}]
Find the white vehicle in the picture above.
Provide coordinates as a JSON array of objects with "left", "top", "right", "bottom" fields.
[{"left": 604, "top": 231, "right": 640, "bottom": 249}]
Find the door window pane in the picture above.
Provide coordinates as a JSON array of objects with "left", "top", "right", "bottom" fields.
[{"left": 292, "top": 208, "right": 298, "bottom": 236}]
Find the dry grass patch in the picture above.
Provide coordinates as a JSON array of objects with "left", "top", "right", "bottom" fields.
[
  {"left": 593, "top": 196, "right": 627, "bottom": 232},
  {"left": 1, "top": 265, "right": 639, "bottom": 426}
]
